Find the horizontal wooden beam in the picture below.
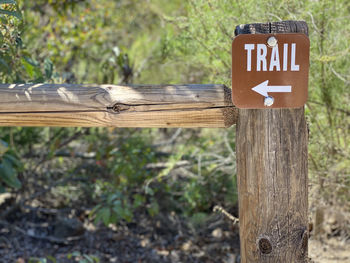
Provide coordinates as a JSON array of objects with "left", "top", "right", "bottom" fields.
[{"left": 0, "top": 84, "right": 237, "bottom": 128}]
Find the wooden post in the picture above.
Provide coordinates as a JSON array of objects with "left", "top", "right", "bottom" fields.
[{"left": 235, "top": 21, "right": 309, "bottom": 262}]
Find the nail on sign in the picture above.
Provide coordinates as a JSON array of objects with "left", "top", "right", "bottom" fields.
[{"left": 232, "top": 34, "right": 310, "bottom": 108}]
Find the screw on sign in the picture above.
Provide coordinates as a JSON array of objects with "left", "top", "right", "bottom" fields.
[{"left": 232, "top": 34, "right": 310, "bottom": 108}]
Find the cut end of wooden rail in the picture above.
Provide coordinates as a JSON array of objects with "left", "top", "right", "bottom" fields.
[{"left": 0, "top": 84, "right": 237, "bottom": 128}]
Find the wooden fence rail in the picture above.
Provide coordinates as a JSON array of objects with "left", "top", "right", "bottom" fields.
[{"left": 0, "top": 84, "right": 237, "bottom": 127}]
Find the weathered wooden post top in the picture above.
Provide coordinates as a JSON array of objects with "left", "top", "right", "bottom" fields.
[{"left": 0, "top": 20, "right": 309, "bottom": 263}]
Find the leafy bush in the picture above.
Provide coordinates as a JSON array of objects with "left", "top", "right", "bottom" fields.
[
  {"left": 0, "top": 139, "right": 22, "bottom": 192},
  {"left": 88, "top": 130, "right": 158, "bottom": 225}
]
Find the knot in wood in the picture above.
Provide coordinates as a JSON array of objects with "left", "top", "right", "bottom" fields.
[
  {"left": 111, "top": 103, "right": 130, "bottom": 113},
  {"left": 258, "top": 237, "right": 272, "bottom": 254}
]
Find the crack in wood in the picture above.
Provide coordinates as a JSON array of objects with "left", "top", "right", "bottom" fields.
[{"left": 0, "top": 106, "right": 235, "bottom": 115}]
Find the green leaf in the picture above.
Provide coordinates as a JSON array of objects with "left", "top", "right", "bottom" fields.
[
  {"left": 28, "top": 258, "right": 47, "bottom": 263},
  {"left": 144, "top": 186, "right": 154, "bottom": 196},
  {"left": 0, "top": 57, "right": 11, "bottom": 74},
  {"left": 3, "top": 153, "right": 22, "bottom": 169},
  {"left": 21, "top": 57, "right": 35, "bottom": 78},
  {"left": 0, "top": 159, "right": 21, "bottom": 189},
  {"left": 15, "top": 35, "right": 22, "bottom": 48},
  {"left": 112, "top": 202, "right": 122, "bottom": 214},
  {"left": 147, "top": 201, "right": 159, "bottom": 217},
  {"left": 46, "top": 256, "right": 57, "bottom": 263},
  {"left": 121, "top": 208, "right": 133, "bottom": 222},
  {"left": 23, "top": 56, "right": 39, "bottom": 67},
  {"left": 0, "top": 9, "right": 21, "bottom": 19},
  {"left": 133, "top": 194, "right": 145, "bottom": 208},
  {"left": 22, "top": 57, "right": 42, "bottom": 80},
  {"left": 98, "top": 207, "right": 111, "bottom": 226},
  {"left": 0, "top": 140, "right": 8, "bottom": 156},
  {"left": 89, "top": 255, "right": 100, "bottom": 263},
  {"left": 83, "top": 255, "right": 95, "bottom": 263},
  {"left": 44, "top": 58, "right": 53, "bottom": 79},
  {"left": 71, "top": 251, "right": 81, "bottom": 257},
  {"left": 108, "top": 210, "right": 118, "bottom": 223},
  {"left": 0, "top": 0, "right": 16, "bottom": 4}
]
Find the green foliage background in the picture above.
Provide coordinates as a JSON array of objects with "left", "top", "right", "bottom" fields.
[{"left": 0, "top": 0, "right": 349, "bottom": 226}]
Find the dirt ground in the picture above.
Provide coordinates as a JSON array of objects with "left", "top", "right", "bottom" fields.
[
  {"left": 0, "top": 203, "right": 349, "bottom": 263},
  {"left": 0, "top": 206, "right": 241, "bottom": 263},
  {"left": 309, "top": 237, "right": 350, "bottom": 263}
]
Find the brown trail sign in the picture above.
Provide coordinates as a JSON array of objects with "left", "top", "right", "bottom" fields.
[
  {"left": 0, "top": 20, "right": 309, "bottom": 263},
  {"left": 232, "top": 33, "right": 309, "bottom": 108}
]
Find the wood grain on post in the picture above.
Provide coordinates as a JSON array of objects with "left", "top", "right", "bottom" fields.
[
  {"left": 235, "top": 21, "right": 309, "bottom": 262},
  {"left": 0, "top": 84, "right": 237, "bottom": 127}
]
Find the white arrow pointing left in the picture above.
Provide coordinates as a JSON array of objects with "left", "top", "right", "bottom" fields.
[{"left": 252, "top": 80, "right": 292, "bottom": 97}]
